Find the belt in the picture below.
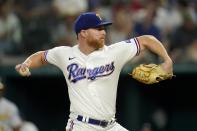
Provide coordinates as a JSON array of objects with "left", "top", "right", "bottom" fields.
[{"left": 77, "top": 115, "right": 114, "bottom": 128}]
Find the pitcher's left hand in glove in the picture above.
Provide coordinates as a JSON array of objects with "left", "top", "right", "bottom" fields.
[{"left": 129, "top": 64, "right": 174, "bottom": 84}]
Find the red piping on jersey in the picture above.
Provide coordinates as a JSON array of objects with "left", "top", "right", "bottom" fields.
[
  {"left": 69, "top": 120, "right": 74, "bottom": 131},
  {"left": 44, "top": 50, "right": 48, "bottom": 62},
  {"left": 134, "top": 37, "right": 140, "bottom": 56}
]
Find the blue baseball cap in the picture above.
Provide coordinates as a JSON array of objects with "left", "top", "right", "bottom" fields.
[{"left": 74, "top": 12, "right": 112, "bottom": 34}]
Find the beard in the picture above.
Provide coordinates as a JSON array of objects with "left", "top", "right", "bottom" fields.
[{"left": 87, "top": 37, "right": 105, "bottom": 50}]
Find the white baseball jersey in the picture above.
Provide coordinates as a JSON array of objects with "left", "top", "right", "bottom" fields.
[
  {"left": 0, "top": 97, "right": 22, "bottom": 131},
  {"left": 44, "top": 38, "right": 140, "bottom": 120}
]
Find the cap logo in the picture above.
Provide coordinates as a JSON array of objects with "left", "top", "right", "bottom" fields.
[{"left": 96, "top": 13, "right": 102, "bottom": 20}]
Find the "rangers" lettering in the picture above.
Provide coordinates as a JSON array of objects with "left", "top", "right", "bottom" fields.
[{"left": 67, "top": 62, "right": 115, "bottom": 83}]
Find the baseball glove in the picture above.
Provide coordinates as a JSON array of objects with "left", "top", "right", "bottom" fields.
[{"left": 129, "top": 64, "right": 174, "bottom": 84}]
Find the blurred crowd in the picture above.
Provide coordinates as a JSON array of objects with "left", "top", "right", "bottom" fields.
[
  {"left": 140, "top": 108, "right": 169, "bottom": 131},
  {"left": 0, "top": 80, "right": 39, "bottom": 131},
  {"left": 0, "top": 0, "right": 196, "bottom": 65}
]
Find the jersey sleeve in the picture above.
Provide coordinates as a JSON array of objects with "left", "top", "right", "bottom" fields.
[
  {"left": 44, "top": 46, "right": 68, "bottom": 69},
  {"left": 113, "top": 37, "right": 140, "bottom": 64}
]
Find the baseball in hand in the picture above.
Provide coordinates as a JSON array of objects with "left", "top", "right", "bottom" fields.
[{"left": 19, "top": 67, "right": 30, "bottom": 76}]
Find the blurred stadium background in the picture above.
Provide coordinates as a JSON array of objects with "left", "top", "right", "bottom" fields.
[{"left": 0, "top": 0, "right": 196, "bottom": 131}]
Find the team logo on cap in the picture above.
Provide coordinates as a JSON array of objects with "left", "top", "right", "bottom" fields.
[{"left": 96, "top": 13, "right": 102, "bottom": 20}]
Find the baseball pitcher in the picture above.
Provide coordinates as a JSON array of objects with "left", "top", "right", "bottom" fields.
[{"left": 15, "top": 12, "right": 173, "bottom": 131}]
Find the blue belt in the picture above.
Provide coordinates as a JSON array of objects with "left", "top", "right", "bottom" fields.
[{"left": 77, "top": 115, "right": 110, "bottom": 128}]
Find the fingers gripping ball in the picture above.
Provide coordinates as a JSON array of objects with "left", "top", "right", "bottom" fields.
[
  {"left": 19, "top": 67, "right": 31, "bottom": 76},
  {"left": 129, "top": 64, "right": 173, "bottom": 84}
]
